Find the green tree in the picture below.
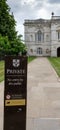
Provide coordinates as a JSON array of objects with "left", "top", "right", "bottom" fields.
[
  {"left": 0, "top": 0, "right": 27, "bottom": 57},
  {"left": 0, "top": 34, "right": 27, "bottom": 57},
  {"left": 9, "top": 35, "right": 27, "bottom": 55},
  {"left": 0, "top": 0, "right": 17, "bottom": 41},
  {"left": 0, "top": 34, "right": 10, "bottom": 59}
]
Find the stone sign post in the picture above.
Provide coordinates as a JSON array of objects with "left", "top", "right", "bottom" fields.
[{"left": 4, "top": 56, "right": 27, "bottom": 130}]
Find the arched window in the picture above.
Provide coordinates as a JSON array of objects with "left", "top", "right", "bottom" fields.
[
  {"left": 56, "top": 26, "right": 60, "bottom": 40},
  {"left": 58, "top": 32, "right": 60, "bottom": 40},
  {"left": 46, "top": 35, "right": 49, "bottom": 42},
  {"left": 30, "top": 35, "right": 33, "bottom": 41},
  {"left": 35, "top": 30, "right": 44, "bottom": 42}
]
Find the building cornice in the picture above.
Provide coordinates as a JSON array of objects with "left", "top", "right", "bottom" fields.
[{"left": 24, "top": 17, "right": 60, "bottom": 26}]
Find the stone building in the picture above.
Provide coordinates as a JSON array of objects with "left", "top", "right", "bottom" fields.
[{"left": 24, "top": 13, "right": 60, "bottom": 57}]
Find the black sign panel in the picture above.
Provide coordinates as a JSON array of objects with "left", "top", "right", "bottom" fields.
[{"left": 4, "top": 56, "right": 27, "bottom": 130}]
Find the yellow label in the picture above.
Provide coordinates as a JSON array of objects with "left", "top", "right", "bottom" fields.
[{"left": 5, "top": 99, "right": 26, "bottom": 106}]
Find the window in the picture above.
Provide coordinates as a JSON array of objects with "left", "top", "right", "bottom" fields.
[
  {"left": 38, "top": 31, "right": 41, "bottom": 41},
  {"left": 35, "top": 30, "right": 44, "bottom": 42},
  {"left": 30, "top": 35, "right": 33, "bottom": 41},
  {"left": 58, "top": 32, "right": 60, "bottom": 40},
  {"left": 46, "top": 35, "right": 49, "bottom": 42}
]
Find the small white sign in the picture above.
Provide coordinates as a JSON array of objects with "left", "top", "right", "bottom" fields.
[{"left": 6, "top": 95, "right": 11, "bottom": 99}]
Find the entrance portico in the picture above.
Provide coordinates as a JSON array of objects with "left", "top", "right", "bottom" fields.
[{"left": 37, "top": 47, "right": 42, "bottom": 56}]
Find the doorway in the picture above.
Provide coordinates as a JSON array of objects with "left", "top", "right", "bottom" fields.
[
  {"left": 57, "top": 47, "right": 60, "bottom": 57},
  {"left": 37, "top": 48, "right": 42, "bottom": 55}
]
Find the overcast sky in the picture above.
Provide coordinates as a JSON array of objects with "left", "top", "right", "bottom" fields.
[{"left": 7, "top": 0, "right": 60, "bottom": 39}]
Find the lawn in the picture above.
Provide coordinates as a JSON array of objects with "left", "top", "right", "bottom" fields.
[
  {"left": 28, "top": 56, "right": 36, "bottom": 63},
  {"left": 0, "top": 56, "right": 36, "bottom": 82},
  {"left": 48, "top": 57, "right": 60, "bottom": 77},
  {"left": 0, "top": 61, "right": 4, "bottom": 82}
]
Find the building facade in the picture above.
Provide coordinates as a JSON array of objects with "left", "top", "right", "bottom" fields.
[{"left": 24, "top": 14, "right": 60, "bottom": 57}]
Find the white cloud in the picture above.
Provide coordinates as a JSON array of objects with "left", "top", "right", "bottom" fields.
[
  {"left": 21, "top": 0, "right": 35, "bottom": 5},
  {"left": 7, "top": 0, "right": 60, "bottom": 39},
  {"left": 37, "top": 9, "right": 50, "bottom": 19}
]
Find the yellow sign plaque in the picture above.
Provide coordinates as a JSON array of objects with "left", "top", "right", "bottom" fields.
[{"left": 5, "top": 99, "right": 26, "bottom": 106}]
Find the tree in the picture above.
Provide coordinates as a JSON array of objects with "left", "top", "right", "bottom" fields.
[
  {"left": 0, "top": 0, "right": 17, "bottom": 41},
  {"left": 0, "top": 34, "right": 27, "bottom": 58},
  {"left": 0, "top": 34, "right": 10, "bottom": 59},
  {"left": 0, "top": 0, "right": 27, "bottom": 58},
  {"left": 8, "top": 35, "right": 27, "bottom": 55}
]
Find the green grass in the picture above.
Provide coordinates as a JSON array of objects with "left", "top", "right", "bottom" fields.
[
  {"left": 48, "top": 57, "right": 60, "bottom": 77},
  {"left": 28, "top": 56, "right": 36, "bottom": 63},
  {"left": 0, "top": 61, "right": 4, "bottom": 82}
]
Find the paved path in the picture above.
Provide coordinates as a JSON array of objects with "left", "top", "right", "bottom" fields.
[
  {"left": 27, "top": 57, "right": 60, "bottom": 130},
  {"left": 0, "top": 81, "right": 4, "bottom": 130},
  {"left": 1, "top": 57, "right": 60, "bottom": 130}
]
